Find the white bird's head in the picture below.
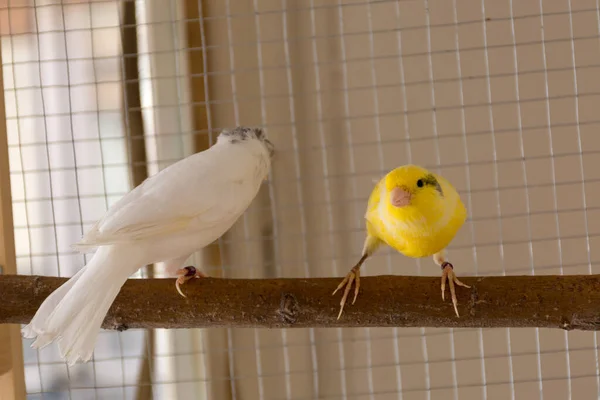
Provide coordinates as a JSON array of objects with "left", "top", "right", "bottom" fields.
[
  {"left": 217, "top": 126, "right": 274, "bottom": 160},
  {"left": 217, "top": 126, "right": 274, "bottom": 182}
]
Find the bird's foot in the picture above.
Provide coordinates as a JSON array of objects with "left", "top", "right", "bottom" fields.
[
  {"left": 440, "top": 262, "right": 470, "bottom": 317},
  {"left": 175, "top": 266, "right": 206, "bottom": 298},
  {"left": 332, "top": 265, "right": 361, "bottom": 320}
]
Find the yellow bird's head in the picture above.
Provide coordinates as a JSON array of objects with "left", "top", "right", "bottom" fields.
[
  {"left": 366, "top": 164, "right": 465, "bottom": 257},
  {"left": 383, "top": 164, "right": 449, "bottom": 222}
]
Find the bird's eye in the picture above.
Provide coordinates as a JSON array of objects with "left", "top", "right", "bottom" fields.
[{"left": 416, "top": 179, "right": 424, "bottom": 188}]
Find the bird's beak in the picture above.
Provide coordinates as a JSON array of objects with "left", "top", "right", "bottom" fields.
[{"left": 390, "top": 187, "right": 411, "bottom": 208}]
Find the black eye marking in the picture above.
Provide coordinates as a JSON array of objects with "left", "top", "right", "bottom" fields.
[
  {"left": 220, "top": 126, "right": 273, "bottom": 158},
  {"left": 221, "top": 126, "right": 265, "bottom": 141},
  {"left": 420, "top": 174, "right": 444, "bottom": 197}
]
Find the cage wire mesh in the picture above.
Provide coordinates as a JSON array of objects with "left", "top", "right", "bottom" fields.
[{"left": 2, "top": 0, "right": 600, "bottom": 399}]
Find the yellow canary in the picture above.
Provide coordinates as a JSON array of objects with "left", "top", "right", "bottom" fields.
[{"left": 333, "top": 164, "right": 470, "bottom": 319}]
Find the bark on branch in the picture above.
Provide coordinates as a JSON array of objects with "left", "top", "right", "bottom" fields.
[{"left": 2, "top": 274, "right": 600, "bottom": 331}]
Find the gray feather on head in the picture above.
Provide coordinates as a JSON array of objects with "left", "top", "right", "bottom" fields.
[{"left": 220, "top": 126, "right": 274, "bottom": 158}]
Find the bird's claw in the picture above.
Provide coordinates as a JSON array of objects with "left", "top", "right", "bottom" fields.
[
  {"left": 332, "top": 266, "right": 361, "bottom": 320},
  {"left": 175, "top": 266, "right": 206, "bottom": 298},
  {"left": 440, "top": 262, "right": 470, "bottom": 317}
]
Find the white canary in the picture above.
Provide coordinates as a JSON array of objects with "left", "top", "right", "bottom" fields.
[{"left": 22, "top": 126, "right": 274, "bottom": 365}]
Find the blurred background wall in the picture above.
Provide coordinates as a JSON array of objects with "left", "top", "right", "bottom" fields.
[{"left": 3, "top": 0, "right": 600, "bottom": 399}]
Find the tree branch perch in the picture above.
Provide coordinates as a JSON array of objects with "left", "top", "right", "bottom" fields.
[{"left": 2, "top": 274, "right": 600, "bottom": 331}]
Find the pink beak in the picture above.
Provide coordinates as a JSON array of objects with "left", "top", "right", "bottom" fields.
[{"left": 390, "top": 187, "right": 411, "bottom": 208}]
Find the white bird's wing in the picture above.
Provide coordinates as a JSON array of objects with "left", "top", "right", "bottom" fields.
[{"left": 73, "top": 145, "right": 262, "bottom": 251}]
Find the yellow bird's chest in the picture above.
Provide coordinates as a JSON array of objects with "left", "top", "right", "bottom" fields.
[{"left": 366, "top": 195, "right": 466, "bottom": 259}]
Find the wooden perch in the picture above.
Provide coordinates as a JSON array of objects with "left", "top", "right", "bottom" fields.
[{"left": 1, "top": 274, "right": 600, "bottom": 331}]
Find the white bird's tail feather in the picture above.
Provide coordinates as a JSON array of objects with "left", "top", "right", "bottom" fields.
[{"left": 22, "top": 246, "right": 135, "bottom": 365}]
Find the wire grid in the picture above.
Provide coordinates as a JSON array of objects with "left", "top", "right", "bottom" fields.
[{"left": 3, "top": 0, "right": 600, "bottom": 399}]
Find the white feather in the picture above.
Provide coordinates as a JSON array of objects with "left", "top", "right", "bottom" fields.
[
  {"left": 74, "top": 134, "right": 269, "bottom": 250},
  {"left": 23, "top": 127, "right": 272, "bottom": 364}
]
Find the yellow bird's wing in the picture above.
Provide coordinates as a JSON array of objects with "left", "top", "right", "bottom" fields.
[
  {"left": 432, "top": 172, "right": 467, "bottom": 226},
  {"left": 366, "top": 176, "right": 384, "bottom": 214},
  {"left": 363, "top": 176, "right": 405, "bottom": 252}
]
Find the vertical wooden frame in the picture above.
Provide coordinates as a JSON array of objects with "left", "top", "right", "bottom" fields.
[
  {"left": 0, "top": 40, "right": 26, "bottom": 400},
  {"left": 184, "top": 0, "right": 222, "bottom": 271},
  {"left": 185, "top": 0, "right": 221, "bottom": 274},
  {"left": 183, "top": 1, "right": 233, "bottom": 398}
]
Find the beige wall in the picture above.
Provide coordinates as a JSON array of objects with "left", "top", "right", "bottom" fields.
[
  {"left": 3, "top": 0, "right": 600, "bottom": 398},
  {"left": 203, "top": 0, "right": 600, "bottom": 399}
]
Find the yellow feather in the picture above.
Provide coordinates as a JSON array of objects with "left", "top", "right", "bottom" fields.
[{"left": 363, "top": 164, "right": 466, "bottom": 259}]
